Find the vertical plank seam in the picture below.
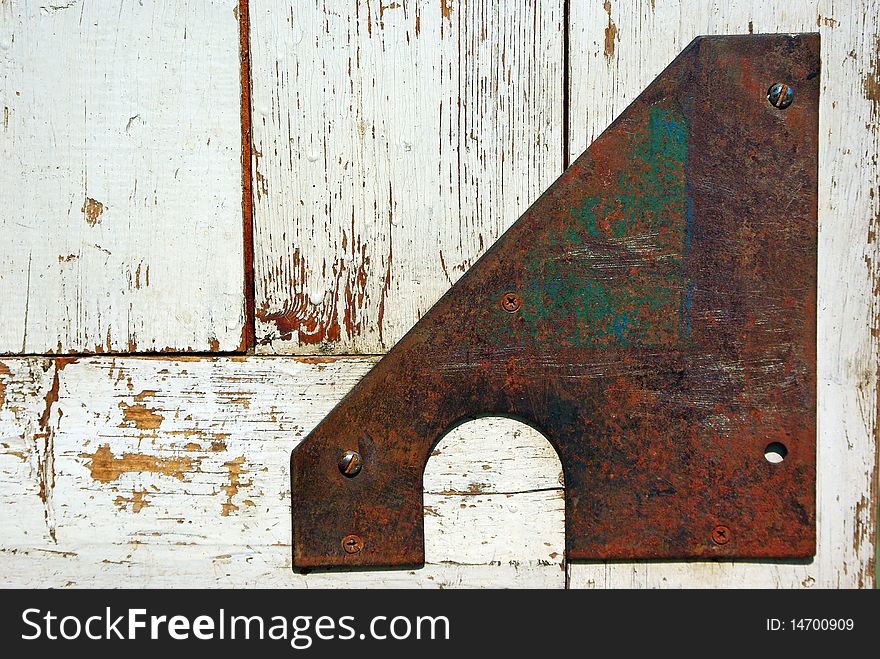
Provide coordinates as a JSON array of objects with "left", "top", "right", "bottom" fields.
[
  {"left": 238, "top": 0, "right": 256, "bottom": 354},
  {"left": 562, "top": 0, "right": 571, "bottom": 171}
]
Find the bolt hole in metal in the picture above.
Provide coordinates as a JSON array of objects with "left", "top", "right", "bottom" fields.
[
  {"left": 767, "top": 82, "right": 793, "bottom": 109},
  {"left": 763, "top": 442, "right": 788, "bottom": 464}
]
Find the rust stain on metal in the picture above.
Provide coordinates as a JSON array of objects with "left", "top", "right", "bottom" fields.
[
  {"left": 81, "top": 197, "right": 104, "bottom": 226},
  {"left": 80, "top": 444, "right": 196, "bottom": 483},
  {"left": 291, "top": 35, "right": 820, "bottom": 568}
]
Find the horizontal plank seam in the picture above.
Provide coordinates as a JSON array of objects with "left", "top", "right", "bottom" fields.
[{"left": 427, "top": 487, "right": 564, "bottom": 496}]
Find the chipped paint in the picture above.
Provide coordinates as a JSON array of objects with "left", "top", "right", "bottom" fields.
[
  {"left": 603, "top": 1, "right": 618, "bottom": 61},
  {"left": 0, "top": 361, "right": 9, "bottom": 409},
  {"left": 865, "top": 35, "right": 879, "bottom": 120},
  {"left": 80, "top": 444, "right": 196, "bottom": 483},
  {"left": 114, "top": 488, "right": 151, "bottom": 513},
  {"left": 133, "top": 389, "right": 156, "bottom": 402},
  {"left": 81, "top": 197, "right": 104, "bottom": 226},
  {"left": 221, "top": 455, "right": 251, "bottom": 516},
  {"left": 440, "top": 0, "right": 453, "bottom": 22},
  {"left": 118, "top": 402, "right": 164, "bottom": 430}
]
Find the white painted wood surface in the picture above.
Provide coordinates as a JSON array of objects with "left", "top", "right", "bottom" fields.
[
  {"left": 249, "top": 0, "right": 564, "bottom": 354},
  {"left": 0, "top": 0, "right": 246, "bottom": 354},
  {"left": 0, "top": 0, "right": 877, "bottom": 589},
  {"left": 566, "top": 0, "right": 879, "bottom": 588},
  {"left": 0, "top": 358, "right": 565, "bottom": 588}
]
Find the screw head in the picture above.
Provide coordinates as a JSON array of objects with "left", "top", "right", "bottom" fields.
[
  {"left": 338, "top": 450, "right": 363, "bottom": 477},
  {"left": 711, "top": 525, "right": 731, "bottom": 545},
  {"left": 500, "top": 291, "right": 521, "bottom": 313},
  {"left": 767, "top": 83, "right": 793, "bottom": 109},
  {"left": 342, "top": 534, "right": 363, "bottom": 554}
]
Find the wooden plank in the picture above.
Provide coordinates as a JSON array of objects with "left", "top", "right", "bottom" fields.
[
  {"left": 249, "top": 0, "right": 564, "bottom": 354},
  {"left": 0, "top": 1, "right": 246, "bottom": 354},
  {"left": 0, "top": 357, "right": 565, "bottom": 588},
  {"left": 567, "top": 0, "right": 879, "bottom": 588},
  {"left": 0, "top": 358, "right": 57, "bottom": 547}
]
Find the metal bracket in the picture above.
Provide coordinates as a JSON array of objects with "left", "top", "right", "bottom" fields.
[{"left": 292, "top": 34, "right": 819, "bottom": 568}]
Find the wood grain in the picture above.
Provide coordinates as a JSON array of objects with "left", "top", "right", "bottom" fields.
[
  {"left": 0, "top": 1, "right": 876, "bottom": 588},
  {"left": 0, "top": 1, "right": 246, "bottom": 354},
  {"left": 249, "top": 0, "right": 564, "bottom": 354},
  {"left": 566, "top": 0, "right": 879, "bottom": 588},
  {"left": 0, "top": 357, "right": 565, "bottom": 588}
]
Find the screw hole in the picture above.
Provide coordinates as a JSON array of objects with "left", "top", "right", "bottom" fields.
[{"left": 764, "top": 442, "right": 788, "bottom": 464}]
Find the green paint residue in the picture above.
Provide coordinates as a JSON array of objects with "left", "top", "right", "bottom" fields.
[{"left": 520, "top": 105, "right": 689, "bottom": 349}]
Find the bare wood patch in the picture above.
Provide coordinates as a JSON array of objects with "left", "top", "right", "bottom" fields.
[{"left": 80, "top": 444, "right": 196, "bottom": 483}]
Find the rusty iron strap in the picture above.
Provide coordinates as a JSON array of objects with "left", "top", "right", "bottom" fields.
[{"left": 291, "top": 34, "right": 819, "bottom": 568}]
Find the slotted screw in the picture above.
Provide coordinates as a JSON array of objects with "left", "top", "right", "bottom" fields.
[
  {"left": 338, "top": 450, "right": 363, "bottom": 477},
  {"left": 767, "top": 83, "right": 793, "bottom": 109}
]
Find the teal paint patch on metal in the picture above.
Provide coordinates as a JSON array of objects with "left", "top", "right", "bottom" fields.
[{"left": 519, "top": 104, "right": 690, "bottom": 349}]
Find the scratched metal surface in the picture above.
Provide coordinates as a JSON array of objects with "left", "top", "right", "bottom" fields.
[{"left": 291, "top": 34, "right": 819, "bottom": 567}]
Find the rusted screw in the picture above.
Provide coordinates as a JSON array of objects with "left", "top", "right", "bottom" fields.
[
  {"left": 342, "top": 534, "right": 363, "bottom": 554},
  {"left": 338, "top": 450, "right": 363, "bottom": 477},
  {"left": 711, "top": 525, "right": 731, "bottom": 545},
  {"left": 500, "top": 291, "right": 521, "bottom": 313},
  {"left": 767, "top": 83, "right": 793, "bottom": 109}
]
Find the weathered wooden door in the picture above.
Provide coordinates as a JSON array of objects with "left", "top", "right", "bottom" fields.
[{"left": 1, "top": 1, "right": 877, "bottom": 588}]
